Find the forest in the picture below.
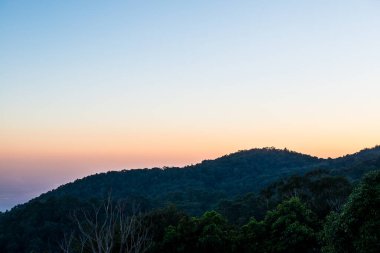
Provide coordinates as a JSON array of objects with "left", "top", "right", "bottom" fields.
[{"left": 0, "top": 147, "right": 379, "bottom": 252}]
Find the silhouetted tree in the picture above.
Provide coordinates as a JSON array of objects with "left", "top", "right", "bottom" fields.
[
  {"left": 264, "top": 197, "right": 319, "bottom": 253},
  {"left": 62, "top": 196, "right": 152, "bottom": 253},
  {"left": 321, "top": 170, "right": 380, "bottom": 253}
]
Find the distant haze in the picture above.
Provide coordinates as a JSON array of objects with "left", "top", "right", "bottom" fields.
[{"left": 1, "top": 0, "right": 380, "bottom": 211}]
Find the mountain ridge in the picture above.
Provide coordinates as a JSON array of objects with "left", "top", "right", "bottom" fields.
[
  {"left": 1, "top": 146, "right": 379, "bottom": 253},
  {"left": 19, "top": 146, "right": 379, "bottom": 215}
]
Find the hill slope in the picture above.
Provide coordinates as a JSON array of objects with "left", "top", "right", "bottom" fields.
[
  {"left": 34, "top": 146, "right": 379, "bottom": 214},
  {"left": 38, "top": 148, "right": 323, "bottom": 214},
  {"left": 1, "top": 146, "right": 379, "bottom": 253}
]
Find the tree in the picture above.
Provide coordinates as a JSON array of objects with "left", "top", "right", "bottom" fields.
[
  {"left": 159, "top": 210, "right": 233, "bottom": 253},
  {"left": 62, "top": 196, "right": 152, "bottom": 253},
  {"left": 197, "top": 211, "right": 232, "bottom": 253},
  {"left": 321, "top": 170, "right": 380, "bottom": 253},
  {"left": 237, "top": 218, "right": 267, "bottom": 253},
  {"left": 264, "top": 197, "right": 318, "bottom": 253}
]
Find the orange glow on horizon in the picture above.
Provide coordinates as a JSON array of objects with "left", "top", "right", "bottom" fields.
[{"left": 1, "top": 121, "right": 379, "bottom": 176}]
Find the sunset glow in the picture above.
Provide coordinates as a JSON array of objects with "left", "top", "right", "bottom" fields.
[{"left": 1, "top": 0, "right": 380, "bottom": 210}]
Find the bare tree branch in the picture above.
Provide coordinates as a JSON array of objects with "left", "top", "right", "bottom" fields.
[{"left": 62, "top": 195, "right": 152, "bottom": 253}]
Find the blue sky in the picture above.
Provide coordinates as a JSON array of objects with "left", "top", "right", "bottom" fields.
[{"left": 1, "top": 0, "right": 380, "bottom": 210}]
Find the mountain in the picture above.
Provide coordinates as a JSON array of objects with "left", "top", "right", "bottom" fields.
[
  {"left": 28, "top": 146, "right": 380, "bottom": 215},
  {"left": 329, "top": 146, "right": 380, "bottom": 178},
  {"left": 1, "top": 146, "right": 379, "bottom": 253},
  {"left": 37, "top": 148, "right": 323, "bottom": 214}
]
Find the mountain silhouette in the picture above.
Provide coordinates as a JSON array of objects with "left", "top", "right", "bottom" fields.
[
  {"left": 1, "top": 146, "right": 379, "bottom": 253},
  {"left": 31, "top": 146, "right": 380, "bottom": 214}
]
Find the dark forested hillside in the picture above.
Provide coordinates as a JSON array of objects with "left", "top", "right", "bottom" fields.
[
  {"left": 0, "top": 146, "right": 379, "bottom": 253},
  {"left": 38, "top": 148, "right": 326, "bottom": 214},
  {"left": 329, "top": 146, "right": 380, "bottom": 179},
  {"left": 35, "top": 147, "right": 379, "bottom": 214}
]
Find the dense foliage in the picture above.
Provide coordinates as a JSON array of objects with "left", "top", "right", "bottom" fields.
[
  {"left": 320, "top": 171, "right": 380, "bottom": 253},
  {"left": 0, "top": 147, "right": 379, "bottom": 252},
  {"left": 41, "top": 148, "right": 326, "bottom": 215}
]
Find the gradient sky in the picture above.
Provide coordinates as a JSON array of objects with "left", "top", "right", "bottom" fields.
[{"left": 1, "top": 0, "right": 380, "bottom": 211}]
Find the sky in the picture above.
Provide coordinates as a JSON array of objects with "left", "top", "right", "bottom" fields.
[{"left": 1, "top": 0, "right": 380, "bottom": 211}]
